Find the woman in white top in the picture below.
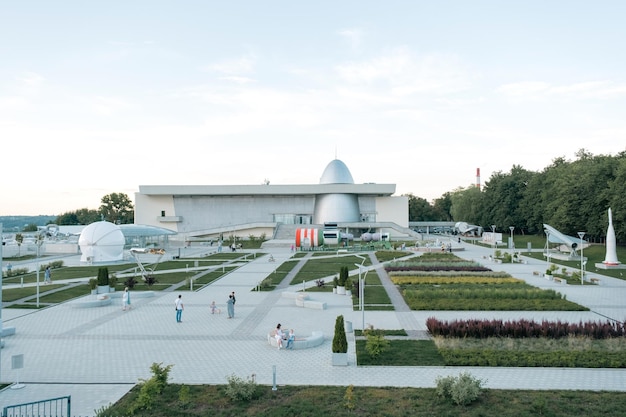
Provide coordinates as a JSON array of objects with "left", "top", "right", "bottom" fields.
[{"left": 275, "top": 323, "right": 284, "bottom": 349}]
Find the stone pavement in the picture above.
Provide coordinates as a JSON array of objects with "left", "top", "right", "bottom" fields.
[{"left": 1, "top": 241, "right": 626, "bottom": 416}]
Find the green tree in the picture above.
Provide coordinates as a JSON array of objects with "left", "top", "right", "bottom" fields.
[
  {"left": 332, "top": 315, "right": 348, "bottom": 353},
  {"left": 449, "top": 186, "right": 483, "bottom": 225},
  {"left": 432, "top": 192, "right": 453, "bottom": 221},
  {"left": 15, "top": 233, "right": 23, "bottom": 256},
  {"left": 405, "top": 193, "right": 437, "bottom": 221},
  {"left": 100, "top": 193, "right": 134, "bottom": 224},
  {"left": 22, "top": 223, "right": 38, "bottom": 232},
  {"left": 55, "top": 208, "right": 100, "bottom": 225}
]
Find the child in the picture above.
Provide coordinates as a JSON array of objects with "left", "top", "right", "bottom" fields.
[
  {"left": 210, "top": 301, "right": 221, "bottom": 314},
  {"left": 285, "top": 329, "right": 296, "bottom": 349}
]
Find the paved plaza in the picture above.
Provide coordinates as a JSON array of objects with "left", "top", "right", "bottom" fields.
[{"left": 2, "top": 239, "right": 626, "bottom": 416}]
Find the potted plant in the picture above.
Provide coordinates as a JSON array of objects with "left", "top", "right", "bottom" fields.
[
  {"left": 337, "top": 267, "right": 348, "bottom": 295},
  {"left": 332, "top": 315, "right": 348, "bottom": 366},
  {"left": 97, "top": 267, "right": 110, "bottom": 294},
  {"left": 109, "top": 275, "right": 117, "bottom": 293},
  {"left": 88, "top": 278, "right": 98, "bottom": 295},
  {"left": 333, "top": 276, "right": 339, "bottom": 294},
  {"left": 345, "top": 278, "right": 353, "bottom": 297}
]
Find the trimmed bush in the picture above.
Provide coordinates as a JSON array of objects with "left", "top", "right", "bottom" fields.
[
  {"left": 97, "top": 267, "right": 109, "bottom": 286},
  {"left": 332, "top": 315, "right": 348, "bottom": 353}
]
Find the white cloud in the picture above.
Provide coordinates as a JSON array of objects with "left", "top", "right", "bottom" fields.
[
  {"left": 334, "top": 48, "right": 471, "bottom": 95},
  {"left": 218, "top": 76, "right": 255, "bottom": 84},
  {"left": 338, "top": 28, "right": 363, "bottom": 50},
  {"left": 496, "top": 80, "right": 626, "bottom": 101},
  {"left": 16, "top": 71, "right": 45, "bottom": 87},
  {"left": 92, "top": 96, "right": 134, "bottom": 116},
  {"left": 204, "top": 54, "right": 256, "bottom": 74}
]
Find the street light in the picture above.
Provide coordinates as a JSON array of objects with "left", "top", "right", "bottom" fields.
[
  {"left": 491, "top": 225, "right": 496, "bottom": 258},
  {"left": 577, "top": 232, "right": 585, "bottom": 285},
  {"left": 35, "top": 233, "right": 44, "bottom": 308},
  {"left": 354, "top": 257, "right": 367, "bottom": 332},
  {"left": 509, "top": 226, "right": 515, "bottom": 250},
  {"left": 545, "top": 229, "right": 551, "bottom": 267}
]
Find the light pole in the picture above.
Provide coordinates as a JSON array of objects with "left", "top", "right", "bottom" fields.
[
  {"left": 354, "top": 257, "right": 367, "bottom": 332},
  {"left": 35, "top": 233, "right": 44, "bottom": 308},
  {"left": 491, "top": 225, "right": 496, "bottom": 258},
  {"left": 545, "top": 229, "right": 551, "bottom": 267},
  {"left": 509, "top": 226, "right": 514, "bottom": 250},
  {"left": 577, "top": 232, "right": 585, "bottom": 285}
]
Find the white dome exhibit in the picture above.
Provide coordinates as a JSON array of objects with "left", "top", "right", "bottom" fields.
[
  {"left": 78, "top": 221, "right": 125, "bottom": 263},
  {"left": 313, "top": 159, "right": 361, "bottom": 224}
]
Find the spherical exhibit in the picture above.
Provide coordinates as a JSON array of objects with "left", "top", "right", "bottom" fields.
[{"left": 78, "top": 221, "right": 125, "bottom": 263}]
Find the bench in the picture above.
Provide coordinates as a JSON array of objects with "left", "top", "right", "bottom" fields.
[
  {"left": 533, "top": 271, "right": 541, "bottom": 276},
  {"left": 553, "top": 277, "right": 566, "bottom": 284},
  {"left": 282, "top": 291, "right": 326, "bottom": 309},
  {"left": 267, "top": 330, "right": 324, "bottom": 349},
  {"left": 1, "top": 327, "right": 16, "bottom": 337},
  {"left": 590, "top": 277, "right": 601, "bottom": 284}
]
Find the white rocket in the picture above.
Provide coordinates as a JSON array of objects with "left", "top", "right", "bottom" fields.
[{"left": 603, "top": 208, "right": 620, "bottom": 265}]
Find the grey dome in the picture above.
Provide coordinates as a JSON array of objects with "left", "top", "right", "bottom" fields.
[{"left": 319, "top": 159, "right": 354, "bottom": 184}]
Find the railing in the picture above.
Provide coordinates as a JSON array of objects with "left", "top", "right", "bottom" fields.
[{"left": 2, "top": 395, "right": 70, "bottom": 417}]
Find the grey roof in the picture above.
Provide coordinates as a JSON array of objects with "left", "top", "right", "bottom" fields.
[{"left": 118, "top": 224, "right": 177, "bottom": 237}]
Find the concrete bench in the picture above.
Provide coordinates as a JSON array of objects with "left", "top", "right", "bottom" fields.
[
  {"left": 282, "top": 291, "right": 309, "bottom": 300},
  {"left": 553, "top": 277, "right": 566, "bottom": 284},
  {"left": 532, "top": 271, "right": 541, "bottom": 276},
  {"left": 590, "top": 277, "right": 601, "bottom": 284},
  {"left": 295, "top": 298, "right": 327, "bottom": 309},
  {"left": 267, "top": 330, "right": 324, "bottom": 349},
  {"left": 1, "top": 327, "right": 16, "bottom": 337}
]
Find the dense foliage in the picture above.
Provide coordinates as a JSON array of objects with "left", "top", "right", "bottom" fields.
[
  {"left": 427, "top": 318, "right": 626, "bottom": 339},
  {"left": 332, "top": 315, "right": 348, "bottom": 353}
]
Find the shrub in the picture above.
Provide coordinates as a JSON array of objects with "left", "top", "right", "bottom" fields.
[
  {"left": 344, "top": 385, "right": 355, "bottom": 411},
  {"left": 88, "top": 278, "right": 98, "bottom": 290},
  {"left": 128, "top": 362, "right": 173, "bottom": 414},
  {"left": 178, "top": 384, "right": 192, "bottom": 409},
  {"left": 125, "top": 276, "right": 138, "bottom": 289},
  {"left": 365, "top": 328, "right": 389, "bottom": 358},
  {"left": 435, "top": 372, "right": 484, "bottom": 406},
  {"left": 108, "top": 275, "right": 117, "bottom": 289},
  {"left": 225, "top": 373, "right": 257, "bottom": 401},
  {"left": 338, "top": 266, "right": 349, "bottom": 286},
  {"left": 332, "top": 315, "right": 348, "bottom": 353},
  {"left": 97, "top": 267, "right": 109, "bottom": 286}
]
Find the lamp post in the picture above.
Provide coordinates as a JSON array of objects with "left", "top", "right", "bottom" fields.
[
  {"left": 545, "top": 229, "right": 551, "bottom": 267},
  {"left": 354, "top": 257, "right": 366, "bottom": 332},
  {"left": 577, "top": 232, "right": 585, "bottom": 285},
  {"left": 509, "top": 226, "right": 515, "bottom": 250},
  {"left": 491, "top": 225, "right": 496, "bottom": 258},
  {"left": 35, "top": 233, "right": 44, "bottom": 308}
]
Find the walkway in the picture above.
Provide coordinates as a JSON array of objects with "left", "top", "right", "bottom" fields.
[{"left": 1, "top": 242, "right": 626, "bottom": 416}]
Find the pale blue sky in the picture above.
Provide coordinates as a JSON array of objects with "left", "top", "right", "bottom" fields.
[{"left": 1, "top": 1, "right": 625, "bottom": 215}]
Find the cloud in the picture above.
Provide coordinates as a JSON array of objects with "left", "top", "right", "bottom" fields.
[
  {"left": 92, "top": 96, "right": 134, "bottom": 116},
  {"left": 496, "top": 80, "right": 626, "bottom": 100},
  {"left": 16, "top": 72, "right": 45, "bottom": 87},
  {"left": 338, "top": 28, "right": 363, "bottom": 50},
  {"left": 334, "top": 48, "right": 471, "bottom": 95},
  {"left": 203, "top": 54, "right": 256, "bottom": 75},
  {"left": 218, "top": 76, "right": 255, "bottom": 84}
]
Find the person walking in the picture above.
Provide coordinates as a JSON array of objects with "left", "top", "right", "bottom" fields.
[
  {"left": 226, "top": 294, "right": 235, "bottom": 318},
  {"left": 122, "top": 287, "right": 131, "bottom": 311},
  {"left": 175, "top": 294, "right": 184, "bottom": 322},
  {"left": 44, "top": 266, "right": 51, "bottom": 284}
]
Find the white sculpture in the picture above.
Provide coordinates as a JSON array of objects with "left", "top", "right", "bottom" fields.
[{"left": 603, "top": 208, "right": 620, "bottom": 265}]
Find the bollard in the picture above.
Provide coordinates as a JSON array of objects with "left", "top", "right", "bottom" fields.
[{"left": 272, "top": 365, "right": 277, "bottom": 391}]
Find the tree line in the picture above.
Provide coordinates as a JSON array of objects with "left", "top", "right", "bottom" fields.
[
  {"left": 407, "top": 149, "right": 626, "bottom": 243},
  {"left": 54, "top": 192, "right": 134, "bottom": 225}
]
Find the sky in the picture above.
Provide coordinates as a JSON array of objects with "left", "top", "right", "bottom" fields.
[{"left": 1, "top": 1, "right": 625, "bottom": 216}]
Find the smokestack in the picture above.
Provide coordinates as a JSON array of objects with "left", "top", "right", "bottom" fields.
[{"left": 476, "top": 168, "right": 481, "bottom": 189}]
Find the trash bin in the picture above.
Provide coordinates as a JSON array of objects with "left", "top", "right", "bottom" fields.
[{"left": 344, "top": 320, "right": 353, "bottom": 333}]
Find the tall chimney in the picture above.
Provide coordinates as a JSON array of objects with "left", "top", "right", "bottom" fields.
[{"left": 476, "top": 168, "right": 481, "bottom": 189}]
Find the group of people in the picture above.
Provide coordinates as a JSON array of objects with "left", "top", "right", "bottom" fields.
[
  {"left": 274, "top": 323, "right": 295, "bottom": 350},
  {"left": 171, "top": 291, "right": 236, "bottom": 322}
]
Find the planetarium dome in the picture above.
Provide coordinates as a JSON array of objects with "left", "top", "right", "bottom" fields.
[
  {"left": 78, "top": 221, "right": 125, "bottom": 263},
  {"left": 313, "top": 159, "right": 360, "bottom": 224},
  {"left": 319, "top": 159, "right": 355, "bottom": 184}
]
